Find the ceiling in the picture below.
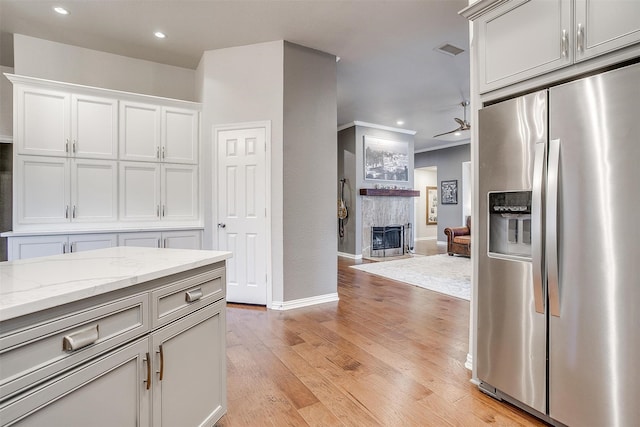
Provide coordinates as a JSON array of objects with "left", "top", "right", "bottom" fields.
[{"left": 0, "top": 0, "right": 470, "bottom": 152}]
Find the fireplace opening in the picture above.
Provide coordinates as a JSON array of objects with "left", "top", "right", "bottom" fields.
[{"left": 371, "top": 225, "right": 404, "bottom": 257}]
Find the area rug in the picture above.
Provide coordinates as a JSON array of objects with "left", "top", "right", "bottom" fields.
[{"left": 350, "top": 254, "right": 471, "bottom": 300}]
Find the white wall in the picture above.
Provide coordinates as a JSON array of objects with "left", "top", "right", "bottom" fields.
[
  {"left": 13, "top": 34, "right": 196, "bottom": 101},
  {"left": 414, "top": 168, "right": 438, "bottom": 240},
  {"left": 198, "top": 41, "right": 285, "bottom": 301}
]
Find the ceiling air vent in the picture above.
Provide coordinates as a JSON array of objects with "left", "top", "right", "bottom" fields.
[{"left": 436, "top": 43, "right": 465, "bottom": 56}]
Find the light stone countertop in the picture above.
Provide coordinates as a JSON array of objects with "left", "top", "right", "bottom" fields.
[{"left": 0, "top": 246, "right": 232, "bottom": 322}]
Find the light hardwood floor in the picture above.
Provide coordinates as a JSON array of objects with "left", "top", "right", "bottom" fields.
[{"left": 218, "top": 253, "right": 547, "bottom": 426}]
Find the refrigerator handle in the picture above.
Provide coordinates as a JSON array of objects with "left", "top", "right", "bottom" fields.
[
  {"left": 547, "top": 139, "right": 561, "bottom": 317},
  {"left": 531, "top": 141, "right": 546, "bottom": 314}
]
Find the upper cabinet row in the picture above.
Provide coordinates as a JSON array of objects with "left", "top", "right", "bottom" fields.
[
  {"left": 469, "top": 0, "right": 640, "bottom": 93},
  {"left": 12, "top": 77, "right": 199, "bottom": 164}
]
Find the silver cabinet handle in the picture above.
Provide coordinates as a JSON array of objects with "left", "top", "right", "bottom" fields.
[
  {"left": 65, "top": 139, "right": 69, "bottom": 153},
  {"left": 63, "top": 242, "right": 68, "bottom": 254},
  {"left": 531, "top": 141, "right": 546, "bottom": 315},
  {"left": 162, "top": 205, "right": 165, "bottom": 217},
  {"left": 162, "top": 146, "right": 165, "bottom": 159},
  {"left": 156, "top": 146, "right": 160, "bottom": 159},
  {"left": 547, "top": 138, "right": 561, "bottom": 317},
  {"left": 163, "top": 238, "right": 167, "bottom": 248},
  {"left": 156, "top": 205, "right": 160, "bottom": 217},
  {"left": 561, "top": 29, "right": 569, "bottom": 58},
  {"left": 577, "top": 23, "right": 584, "bottom": 53},
  {"left": 70, "top": 242, "right": 76, "bottom": 253},
  {"left": 185, "top": 288, "right": 203, "bottom": 303},
  {"left": 62, "top": 325, "right": 99, "bottom": 351},
  {"left": 65, "top": 205, "right": 69, "bottom": 219},
  {"left": 157, "top": 238, "right": 161, "bottom": 248},
  {"left": 72, "top": 205, "right": 76, "bottom": 219},
  {"left": 73, "top": 140, "right": 77, "bottom": 154}
]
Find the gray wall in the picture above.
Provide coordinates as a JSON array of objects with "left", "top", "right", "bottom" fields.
[
  {"left": 13, "top": 34, "right": 196, "bottom": 100},
  {"left": 282, "top": 42, "right": 337, "bottom": 301},
  {"left": 414, "top": 143, "right": 470, "bottom": 241},
  {"left": 338, "top": 124, "right": 415, "bottom": 257}
]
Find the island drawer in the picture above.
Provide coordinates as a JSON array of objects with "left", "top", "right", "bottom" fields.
[
  {"left": 151, "top": 267, "right": 225, "bottom": 328},
  {"left": 0, "top": 293, "right": 149, "bottom": 402}
]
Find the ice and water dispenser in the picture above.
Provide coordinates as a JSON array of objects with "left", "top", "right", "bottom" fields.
[{"left": 488, "top": 191, "right": 532, "bottom": 259}]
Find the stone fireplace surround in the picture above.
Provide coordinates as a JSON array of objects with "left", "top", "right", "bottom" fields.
[{"left": 361, "top": 193, "right": 416, "bottom": 258}]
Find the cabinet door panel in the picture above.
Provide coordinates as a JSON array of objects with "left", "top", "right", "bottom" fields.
[
  {"left": 120, "top": 101, "right": 161, "bottom": 162},
  {"left": 9, "top": 235, "right": 67, "bottom": 260},
  {"left": 70, "top": 233, "right": 117, "bottom": 252},
  {"left": 162, "top": 230, "right": 202, "bottom": 250},
  {"left": 118, "top": 232, "right": 161, "bottom": 248},
  {"left": 17, "top": 156, "right": 69, "bottom": 225},
  {"left": 72, "top": 94, "right": 118, "bottom": 159},
  {"left": 575, "top": 0, "right": 640, "bottom": 61},
  {"left": 162, "top": 165, "right": 198, "bottom": 221},
  {"left": 479, "top": 0, "right": 572, "bottom": 93},
  {"left": 162, "top": 107, "right": 198, "bottom": 164},
  {"left": 71, "top": 159, "right": 118, "bottom": 222},
  {"left": 152, "top": 300, "right": 226, "bottom": 427},
  {"left": 120, "top": 162, "right": 161, "bottom": 221},
  {"left": 16, "top": 86, "right": 70, "bottom": 156},
  {"left": 0, "top": 340, "right": 150, "bottom": 427}
]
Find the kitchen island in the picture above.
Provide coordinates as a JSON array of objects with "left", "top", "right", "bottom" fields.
[{"left": 0, "top": 246, "right": 231, "bottom": 426}]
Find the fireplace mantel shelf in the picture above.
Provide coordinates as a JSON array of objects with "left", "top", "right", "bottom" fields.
[{"left": 359, "top": 188, "right": 420, "bottom": 197}]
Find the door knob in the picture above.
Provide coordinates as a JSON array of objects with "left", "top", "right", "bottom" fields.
[{"left": 217, "top": 223, "right": 226, "bottom": 229}]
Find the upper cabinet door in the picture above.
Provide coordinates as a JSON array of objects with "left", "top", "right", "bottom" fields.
[
  {"left": 162, "top": 107, "right": 199, "bottom": 164},
  {"left": 574, "top": 0, "right": 640, "bottom": 62},
  {"left": 120, "top": 101, "right": 161, "bottom": 162},
  {"left": 161, "top": 164, "right": 199, "bottom": 221},
  {"left": 71, "top": 159, "right": 118, "bottom": 223},
  {"left": 477, "top": 0, "right": 572, "bottom": 93},
  {"left": 72, "top": 94, "right": 118, "bottom": 159},
  {"left": 16, "top": 86, "right": 71, "bottom": 156},
  {"left": 16, "top": 156, "right": 70, "bottom": 225}
]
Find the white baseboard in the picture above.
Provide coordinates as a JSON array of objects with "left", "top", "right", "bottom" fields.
[
  {"left": 337, "top": 252, "right": 362, "bottom": 260},
  {"left": 465, "top": 353, "right": 473, "bottom": 371},
  {"left": 414, "top": 237, "right": 437, "bottom": 241},
  {"left": 270, "top": 292, "right": 339, "bottom": 311},
  {"left": 437, "top": 240, "right": 447, "bottom": 246}
]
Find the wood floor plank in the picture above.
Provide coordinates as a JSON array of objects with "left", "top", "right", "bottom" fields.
[{"left": 217, "top": 250, "right": 549, "bottom": 426}]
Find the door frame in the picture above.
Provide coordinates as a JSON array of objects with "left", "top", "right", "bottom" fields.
[{"left": 212, "top": 121, "right": 272, "bottom": 307}]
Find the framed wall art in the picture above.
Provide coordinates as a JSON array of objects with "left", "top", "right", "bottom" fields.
[
  {"left": 426, "top": 186, "right": 438, "bottom": 224},
  {"left": 441, "top": 180, "right": 458, "bottom": 204},
  {"left": 363, "top": 136, "right": 409, "bottom": 182}
]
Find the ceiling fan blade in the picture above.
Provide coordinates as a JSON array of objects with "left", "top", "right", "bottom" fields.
[
  {"left": 432, "top": 128, "right": 459, "bottom": 138},
  {"left": 454, "top": 117, "right": 465, "bottom": 126}
]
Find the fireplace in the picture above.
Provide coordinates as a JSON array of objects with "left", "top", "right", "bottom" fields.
[{"left": 371, "top": 225, "right": 404, "bottom": 257}]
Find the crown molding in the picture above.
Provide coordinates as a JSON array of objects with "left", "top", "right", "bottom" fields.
[{"left": 338, "top": 121, "right": 417, "bottom": 135}]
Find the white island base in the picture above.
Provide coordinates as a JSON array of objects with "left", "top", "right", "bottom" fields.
[{"left": 0, "top": 247, "right": 231, "bottom": 427}]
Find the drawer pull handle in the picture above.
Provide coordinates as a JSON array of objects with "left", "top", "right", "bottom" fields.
[
  {"left": 62, "top": 325, "right": 99, "bottom": 351},
  {"left": 185, "top": 288, "right": 203, "bottom": 303}
]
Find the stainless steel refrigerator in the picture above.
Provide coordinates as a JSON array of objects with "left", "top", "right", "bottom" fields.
[{"left": 477, "top": 62, "right": 640, "bottom": 426}]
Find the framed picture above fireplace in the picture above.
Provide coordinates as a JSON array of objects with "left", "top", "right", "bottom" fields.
[{"left": 363, "top": 136, "right": 409, "bottom": 182}]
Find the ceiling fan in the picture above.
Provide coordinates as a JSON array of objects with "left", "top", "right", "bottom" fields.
[{"left": 433, "top": 101, "right": 471, "bottom": 138}]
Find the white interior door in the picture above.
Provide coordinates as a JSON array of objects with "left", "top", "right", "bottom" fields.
[{"left": 217, "top": 126, "right": 267, "bottom": 304}]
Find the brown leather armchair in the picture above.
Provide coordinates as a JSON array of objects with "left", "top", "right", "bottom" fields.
[{"left": 444, "top": 216, "right": 471, "bottom": 257}]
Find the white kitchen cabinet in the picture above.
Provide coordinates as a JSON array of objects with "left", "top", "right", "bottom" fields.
[
  {"left": 16, "top": 156, "right": 118, "bottom": 226},
  {"left": 118, "top": 230, "right": 202, "bottom": 249},
  {"left": 119, "top": 101, "right": 162, "bottom": 162},
  {"left": 162, "top": 106, "right": 199, "bottom": 164},
  {"left": 475, "top": 0, "right": 572, "bottom": 93},
  {"left": 121, "top": 103, "right": 198, "bottom": 164},
  {"left": 8, "top": 233, "right": 117, "bottom": 260},
  {"left": 574, "top": 0, "right": 640, "bottom": 62},
  {"left": 13, "top": 83, "right": 117, "bottom": 159},
  {"left": 120, "top": 161, "right": 198, "bottom": 224},
  {"left": 469, "top": 0, "right": 640, "bottom": 93}
]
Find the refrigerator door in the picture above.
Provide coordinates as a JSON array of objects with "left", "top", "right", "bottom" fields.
[
  {"left": 477, "top": 91, "right": 547, "bottom": 414},
  {"left": 548, "top": 63, "right": 640, "bottom": 426}
]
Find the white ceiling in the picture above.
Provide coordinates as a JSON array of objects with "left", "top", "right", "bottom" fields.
[{"left": 0, "top": 0, "right": 470, "bottom": 152}]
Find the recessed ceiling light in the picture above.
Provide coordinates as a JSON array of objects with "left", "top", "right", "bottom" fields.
[
  {"left": 154, "top": 31, "right": 167, "bottom": 39},
  {"left": 454, "top": 131, "right": 462, "bottom": 136},
  {"left": 396, "top": 120, "right": 405, "bottom": 126},
  {"left": 53, "top": 6, "right": 69, "bottom": 15}
]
